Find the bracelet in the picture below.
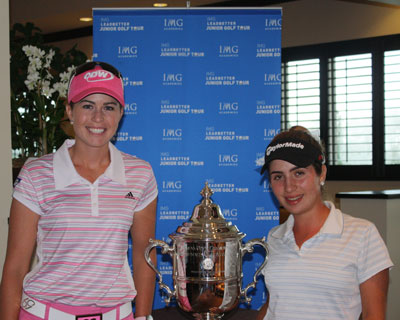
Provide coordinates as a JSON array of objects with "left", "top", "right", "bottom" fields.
[{"left": 134, "top": 316, "right": 153, "bottom": 320}]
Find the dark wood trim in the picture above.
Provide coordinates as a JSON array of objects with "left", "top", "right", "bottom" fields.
[
  {"left": 43, "top": 26, "right": 92, "bottom": 43},
  {"left": 336, "top": 189, "right": 400, "bottom": 199}
]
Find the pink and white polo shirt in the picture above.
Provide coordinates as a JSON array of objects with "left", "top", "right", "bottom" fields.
[{"left": 13, "top": 139, "right": 158, "bottom": 307}]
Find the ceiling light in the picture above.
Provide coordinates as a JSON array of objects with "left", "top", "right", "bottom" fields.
[
  {"left": 80, "top": 17, "right": 93, "bottom": 22},
  {"left": 153, "top": 3, "right": 168, "bottom": 7}
]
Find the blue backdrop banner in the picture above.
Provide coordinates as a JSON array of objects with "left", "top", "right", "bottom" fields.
[{"left": 93, "top": 7, "right": 282, "bottom": 310}]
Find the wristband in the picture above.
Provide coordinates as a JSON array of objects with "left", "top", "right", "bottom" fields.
[{"left": 135, "top": 316, "right": 153, "bottom": 320}]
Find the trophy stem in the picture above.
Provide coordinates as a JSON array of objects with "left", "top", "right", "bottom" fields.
[{"left": 193, "top": 313, "right": 224, "bottom": 320}]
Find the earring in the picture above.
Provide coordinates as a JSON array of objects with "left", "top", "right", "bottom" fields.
[
  {"left": 70, "top": 120, "right": 74, "bottom": 125},
  {"left": 320, "top": 180, "right": 325, "bottom": 186}
]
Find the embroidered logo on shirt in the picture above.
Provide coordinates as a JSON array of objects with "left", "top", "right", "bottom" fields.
[
  {"left": 13, "top": 177, "right": 22, "bottom": 188},
  {"left": 125, "top": 192, "right": 138, "bottom": 200}
]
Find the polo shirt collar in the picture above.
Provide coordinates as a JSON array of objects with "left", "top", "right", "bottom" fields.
[
  {"left": 319, "top": 201, "right": 344, "bottom": 235},
  {"left": 270, "top": 201, "right": 344, "bottom": 239},
  {"left": 53, "top": 139, "right": 126, "bottom": 189},
  {"left": 105, "top": 142, "right": 126, "bottom": 186}
]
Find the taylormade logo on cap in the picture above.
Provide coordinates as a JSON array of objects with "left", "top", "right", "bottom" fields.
[
  {"left": 84, "top": 70, "right": 114, "bottom": 82},
  {"left": 266, "top": 142, "right": 304, "bottom": 156}
]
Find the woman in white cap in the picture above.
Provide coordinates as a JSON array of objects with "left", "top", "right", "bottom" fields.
[
  {"left": 0, "top": 61, "right": 157, "bottom": 320},
  {"left": 257, "top": 126, "right": 393, "bottom": 320}
]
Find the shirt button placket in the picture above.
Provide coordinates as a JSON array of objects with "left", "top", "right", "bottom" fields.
[{"left": 91, "top": 183, "right": 99, "bottom": 216}]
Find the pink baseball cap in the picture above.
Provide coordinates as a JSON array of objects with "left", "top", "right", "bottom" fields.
[{"left": 67, "top": 62, "right": 124, "bottom": 106}]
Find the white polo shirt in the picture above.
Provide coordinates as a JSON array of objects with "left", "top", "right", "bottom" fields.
[
  {"left": 262, "top": 201, "right": 393, "bottom": 320},
  {"left": 13, "top": 139, "right": 158, "bottom": 307}
]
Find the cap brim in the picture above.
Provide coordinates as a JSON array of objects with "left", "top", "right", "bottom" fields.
[
  {"left": 261, "top": 152, "right": 314, "bottom": 175},
  {"left": 71, "top": 87, "right": 124, "bottom": 106}
]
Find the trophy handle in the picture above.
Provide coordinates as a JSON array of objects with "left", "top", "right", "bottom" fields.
[
  {"left": 144, "top": 238, "right": 176, "bottom": 305},
  {"left": 240, "top": 237, "right": 269, "bottom": 304}
]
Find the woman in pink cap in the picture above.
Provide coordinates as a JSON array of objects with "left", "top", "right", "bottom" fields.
[{"left": 0, "top": 61, "right": 157, "bottom": 320}]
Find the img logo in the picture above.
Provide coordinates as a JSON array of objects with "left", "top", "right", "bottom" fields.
[
  {"left": 164, "top": 18, "right": 184, "bottom": 30},
  {"left": 264, "top": 73, "right": 281, "bottom": 85},
  {"left": 118, "top": 46, "right": 138, "bottom": 58},
  {"left": 124, "top": 103, "right": 137, "bottom": 115},
  {"left": 222, "top": 208, "right": 238, "bottom": 221},
  {"left": 162, "top": 128, "right": 183, "bottom": 141},
  {"left": 161, "top": 180, "right": 183, "bottom": 193},
  {"left": 265, "top": 18, "right": 282, "bottom": 30},
  {"left": 218, "top": 154, "right": 239, "bottom": 167},
  {"left": 162, "top": 73, "right": 183, "bottom": 86},
  {"left": 219, "top": 45, "right": 239, "bottom": 57},
  {"left": 264, "top": 128, "right": 280, "bottom": 141},
  {"left": 262, "top": 181, "right": 273, "bottom": 193},
  {"left": 218, "top": 102, "right": 239, "bottom": 115}
]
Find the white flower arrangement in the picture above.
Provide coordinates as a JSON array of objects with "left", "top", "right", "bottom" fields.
[
  {"left": 22, "top": 45, "right": 74, "bottom": 99},
  {"left": 10, "top": 22, "right": 87, "bottom": 162},
  {"left": 15, "top": 45, "right": 76, "bottom": 156}
]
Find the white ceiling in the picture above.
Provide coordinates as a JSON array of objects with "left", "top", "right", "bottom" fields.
[
  {"left": 10, "top": 0, "right": 226, "bottom": 34},
  {"left": 10, "top": 0, "right": 400, "bottom": 35}
]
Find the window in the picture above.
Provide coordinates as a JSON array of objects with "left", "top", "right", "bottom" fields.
[
  {"left": 281, "top": 35, "right": 400, "bottom": 180},
  {"left": 328, "top": 53, "right": 373, "bottom": 165},
  {"left": 384, "top": 50, "right": 400, "bottom": 165},
  {"left": 281, "top": 59, "right": 320, "bottom": 132}
]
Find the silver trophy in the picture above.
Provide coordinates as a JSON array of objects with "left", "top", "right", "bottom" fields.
[{"left": 145, "top": 182, "right": 269, "bottom": 319}]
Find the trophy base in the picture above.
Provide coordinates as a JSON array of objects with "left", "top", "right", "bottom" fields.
[{"left": 181, "top": 305, "right": 238, "bottom": 320}]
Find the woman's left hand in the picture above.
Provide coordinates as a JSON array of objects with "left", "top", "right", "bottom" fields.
[
  {"left": 360, "top": 268, "right": 390, "bottom": 320},
  {"left": 131, "top": 198, "right": 158, "bottom": 317}
]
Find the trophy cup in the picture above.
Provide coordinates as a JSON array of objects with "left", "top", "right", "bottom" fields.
[{"left": 145, "top": 182, "right": 269, "bottom": 319}]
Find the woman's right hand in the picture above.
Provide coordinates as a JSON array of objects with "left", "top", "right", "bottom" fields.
[{"left": 0, "top": 199, "right": 40, "bottom": 320}]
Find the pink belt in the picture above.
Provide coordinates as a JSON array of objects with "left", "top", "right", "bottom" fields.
[{"left": 21, "top": 292, "right": 132, "bottom": 320}]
